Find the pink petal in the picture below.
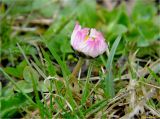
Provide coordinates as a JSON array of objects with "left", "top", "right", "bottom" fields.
[
  {"left": 71, "top": 23, "right": 81, "bottom": 45},
  {"left": 71, "top": 22, "right": 108, "bottom": 58}
]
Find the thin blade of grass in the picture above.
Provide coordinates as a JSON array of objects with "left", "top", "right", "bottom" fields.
[
  {"left": 41, "top": 48, "right": 56, "bottom": 76},
  {"left": 81, "top": 64, "right": 92, "bottom": 105},
  {"left": 148, "top": 67, "right": 160, "bottom": 84},
  {"left": 17, "top": 44, "right": 51, "bottom": 117},
  {"left": 44, "top": 42, "right": 81, "bottom": 116},
  {"left": 104, "top": 35, "right": 121, "bottom": 98},
  {"left": 85, "top": 99, "right": 108, "bottom": 118},
  {"left": 17, "top": 43, "right": 31, "bottom": 67},
  {"left": 45, "top": 42, "right": 70, "bottom": 77},
  {"left": 24, "top": 66, "right": 50, "bottom": 118}
]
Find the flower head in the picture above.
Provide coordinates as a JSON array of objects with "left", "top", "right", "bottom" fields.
[{"left": 71, "top": 22, "right": 107, "bottom": 58}]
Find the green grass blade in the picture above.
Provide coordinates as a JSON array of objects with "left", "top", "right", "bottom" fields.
[
  {"left": 148, "top": 67, "right": 160, "bottom": 84},
  {"left": 46, "top": 42, "right": 70, "bottom": 77},
  {"left": 81, "top": 64, "right": 92, "bottom": 105},
  {"left": 41, "top": 48, "right": 56, "bottom": 76},
  {"left": 85, "top": 99, "right": 108, "bottom": 118},
  {"left": 104, "top": 35, "right": 121, "bottom": 98},
  {"left": 25, "top": 66, "right": 51, "bottom": 118},
  {"left": 44, "top": 42, "right": 80, "bottom": 116}
]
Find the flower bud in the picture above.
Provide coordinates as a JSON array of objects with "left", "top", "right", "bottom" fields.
[{"left": 71, "top": 23, "right": 107, "bottom": 58}]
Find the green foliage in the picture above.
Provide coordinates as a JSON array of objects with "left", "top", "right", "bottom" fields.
[
  {"left": 1, "top": 93, "right": 29, "bottom": 118},
  {"left": 77, "top": 0, "right": 98, "bottom": 27},
  {"left": 23, "top": 66, "right": 39, "bottom": 83},
  {"left": 0, "top": 0, "right": 159, "bottom": 118},
  {"left": 4, "top": 60, "right": 27, "bottom": 78},
  {"left": 32, "top": 0, "right": 58, "bottom": 17}
]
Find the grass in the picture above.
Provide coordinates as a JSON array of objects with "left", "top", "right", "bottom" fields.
[{"left": 0, "top": 0, "right": 160, "bottom": 118}]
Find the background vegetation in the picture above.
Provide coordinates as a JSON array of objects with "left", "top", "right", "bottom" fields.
[{"left": 0, "top": 0, "right": 160, "bottom": 118}]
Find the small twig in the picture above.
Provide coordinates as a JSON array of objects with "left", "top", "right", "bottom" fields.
[
  {"left": 12, "top": 26, "right": 37, "bottom": 32},
  {"left": 139, "top": 81, "right": 160, "bottom": 89},
  {"left": 30, "top": 19, "right": 53, "bottom": 25},
  {"left": 15, "top": 16, "right": 53, "bottom": 25},
  {"left": 80, "top": 76, "right": 101, "bottom": 81}
]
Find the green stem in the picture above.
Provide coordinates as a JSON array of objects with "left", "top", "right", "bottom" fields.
[{"left": 71, "top": 57, "right": 84, "bottom": 77}]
